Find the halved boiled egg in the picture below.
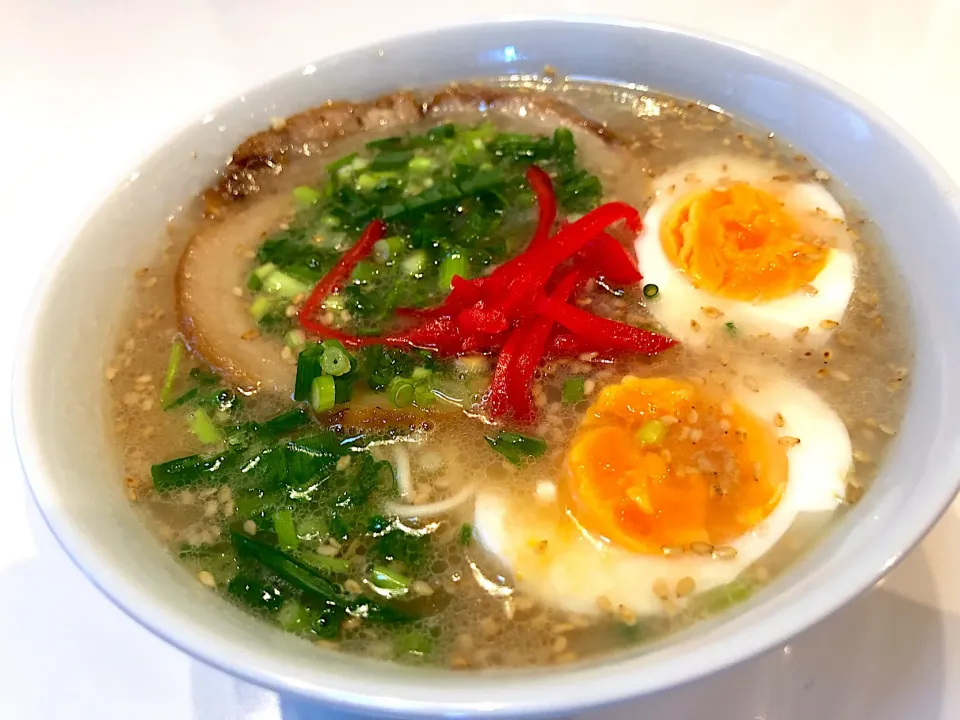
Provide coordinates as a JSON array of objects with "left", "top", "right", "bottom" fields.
[
  {"left": 473, "top": 369, "right": 851, "bottom": 618},
  {"left": 634, "top": 156, "right": 857, "bottom": 345}
]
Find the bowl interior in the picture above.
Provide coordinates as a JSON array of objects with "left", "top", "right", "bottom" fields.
[{"left": 14, "top": 17, "right": 960, "bottom": 718}]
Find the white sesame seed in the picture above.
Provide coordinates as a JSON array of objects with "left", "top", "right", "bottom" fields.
[
  {"left": 243, "top": 520, "right": 258, "bottom": 536},
  {"left": 411, "top": 580, "right": 434, "bottom": 597},
  {"left": 197, "top": 570, "right": 216, "bottom": 588}
]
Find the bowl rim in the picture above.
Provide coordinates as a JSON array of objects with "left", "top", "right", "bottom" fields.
[{"left": 12, "top": 13, "right": 960, "bottom": 718}]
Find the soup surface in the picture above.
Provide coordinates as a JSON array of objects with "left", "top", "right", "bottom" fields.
[{"left": 107, "top": 76, "right": 911, "bottom": 669}]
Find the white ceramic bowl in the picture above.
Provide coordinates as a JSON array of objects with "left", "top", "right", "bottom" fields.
[{"left": 13, "top": 17, "right": 960, "bottom": 719}]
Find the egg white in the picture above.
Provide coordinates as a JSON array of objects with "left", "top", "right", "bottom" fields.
[
  {"left": 634, "top": 155, "right": 857, "bottom": 346},
  {"left": 472, "top": 368, "right": 852, "bottom": 618}
]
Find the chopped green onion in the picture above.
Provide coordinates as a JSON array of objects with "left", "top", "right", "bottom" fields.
[
  {"left": 692, "top": 579, "right": 754, "bottom": 613},
  {"left": 151, "top": 450, "right": 236, "bottom": 492},
  {"left": 370, "top": 565, "right": 410, "bottom": 591},
  {"left": 261, "top": 270, "right": 310, "bottom": 298},
  {"left": 159, "top": 340, "right": 184, "bottom": 407},
  {"left": 285, "top": 329, "right": 306, "bottom": 352},
  {"left": 292, "top": 185, "right": 321, "bottom": 207},
  {"left": 413, "top": 380, "right": 435, "bottom": 408},
  {"left": 643, "top": 283, "right": 659, "bottom": 299},
  {"left": 369, "top": 150, "right": 414, "bottom": 172},
  {"left": 365, "top": 136, "right": 404, "bottom": 151},
  {"left": 246, "top": 262, "right": 277, "bottom": 292},
  {"left": 320, "top": 339, "right": 352, "bottom": 377},
  {"left": 299, "top": 551, "right": 350, "bottom": 574},
  {"left": 382, "top": 202, "right": 406, "bottom": 219},
  {"left": 394, "top": 630, "right": 433, "bottom": 658},
  {"left": 325, "top": 152, "right": 358, "bottom": 174},
  {"left": 400, "top": 250, "right": 428, "bottom": 277},
  {"left": 189, "top": 408, "right": 224, "bottom": 444},
  {"left": 635, "top": 420, "right": 668, "bottom": 447},
  {"left": 249, "top": 295, "right": 273, "bottom": 321},
  {"left": 408, "top": 155, "right": 436, "bottom": 172},
  {"left": 459, "top": 523, "right": 473, "bottom": 546},
  {"left": 294, "top": 516, "right": 328, "bottom": 541},
  {"left": 372, "top": 236, "right": 406, "bottom": 264},
  {"left": 277, "top": 599, "right": 310, "bottom": 631},
  {"left": 438, "top": 253, "right": 469, "bottom": 289},
  {"left": 356, "top": 173, "right": 379, "bottom": 191},
  {"left": 310, "top": 375, "right": 337, "bottom": 412},
  {"left": 164, "top": 386, "right": 199, "bottom": 411},
  {"left": 460, "top": 168, "right": 505, "bottom": 194},
  {"left": 350, "top": 261, "right": 378, "bottom": 285},
  {"left": 256, "top": 408, "right": 310, "bottom": 437},
  {"left": 294, "top": 344, "right": 324, "bottom": 402},
  {"left": 254, "top": 263, "right": 277, "bottom": 280},
  {"left": 411, "top": 367, "right": 433, "bottom": 380},
  {"left": 485, "top": 431, "right": 548, "bottom": 466},
  {"left": 562, "top": 376, "right": 586, "bottom": 405},
  {"left": 231, "top": 530, "right": 340, "bottom": 602},
  {"left": 725, "top": 321, "right": 737, "bottom": 336},
  {"left": 426, "top": 123, "right": 456, "bottom": 141},
  {"left": 388, "top": 378, "right": 415, "bottom": 408},
  {"left": 324, "top": 294, "right": 345, "bottom": 312},
  {"left": 274, "top": 510, "right": 299, "bottom": 551}
]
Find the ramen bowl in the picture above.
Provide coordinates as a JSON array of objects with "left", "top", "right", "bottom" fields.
[{"left": 12, "top": 17, "right": 960, "bottom": 718}]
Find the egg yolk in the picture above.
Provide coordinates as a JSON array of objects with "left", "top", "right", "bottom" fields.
[
  {"left": 564, "top": 376, "right": 788, "bottom": 554},
  {"left": 660, "top": 182, "right": 828, "bottom": 301}
]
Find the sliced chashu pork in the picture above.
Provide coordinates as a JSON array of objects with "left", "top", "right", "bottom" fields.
[{"left": 178, "top": 85, "right": 644, "bottom": 397}]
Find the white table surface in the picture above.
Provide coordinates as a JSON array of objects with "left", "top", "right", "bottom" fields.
[{"left": 2, "top": 1, "right": 960, "bottom": 718}]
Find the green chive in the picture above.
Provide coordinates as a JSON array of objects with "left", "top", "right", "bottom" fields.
[
  {"left": 261, "top": 270, "right": 310, "bottom": 298},
  {"left": 285, "top": 329, "right": 306, "bottom": 352},
  {"left": 643, "top": 283, "right": 659, "bottom": 299},
  {"left": 159, "top": 340, "right": 183, "bottom": 408},
  {"left": 485, "top": 431, "right": 548, "bottom": 466},
  {"left": 408, "top": 155, "right": 435, "bottom": 172},
  {"left": 369, "top": 150, "right": 414, "bottom": 172},
  {"left": 274, "top": 509, "right": 299, "bottom": 551},
  {"left": 413, "top": 380, "right": 436, "bottom": 408},
  {"left": 189, "top": 408, "right": 224, "bottom": 444},
  {"left": 356, "top": 173, "right": 379, "bottom": 191},
  {"left": 388, "top": 378, "right": 415, "bottom": 408},
  {"left": 320, "top": 339, "right": 352, "bottom": 377},
  {"left": 310, "top": 375, "right": 337, "bottom": 412},
  {"left": 277, "top": 600, "right": 310, "bottom": 631},
  {"left": 249, "top": 295, "right": 273, "bottom": 321},
  {"left": 325, "top": 152, "right": 358, "bottom": 174},
  {"left": 324, "top": 294, "right": 345, "bottom": 311},
  {"left": 725, "top": 321, "right": 737, "bottom": 336},
  {"left": 294, "top": 344, "right": 324, "bottom": 402},
  {"left": 292, "top": 185, "right": 321, "bottom": 207},
  {"left": 561, "top": 376, "right": 586, "bottom": 405},
  {"left": 300, "top": 551, "right": 350, "bottom": 574},
  {"left": 438, "top": 253, "right": 469, "bottom": 289},
  {"left": 373, "top": 236, "right": 406, "bottom": 264},
  {"left": 370, "top": 565, "right": 410, "bottom": 591},
  {"left": 400, "top": 250, "right": 428, "bottom": 277},
  {"left": 459, "top": 523, "right": 473, "bottom": 546},
  {"left": 350, "top": 261, "right": 378, "bottom": 285}
]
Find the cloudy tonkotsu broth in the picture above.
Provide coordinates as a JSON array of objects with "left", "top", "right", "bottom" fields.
[{"left": 106, "top": 77, "right": 910, "bottom": 669}]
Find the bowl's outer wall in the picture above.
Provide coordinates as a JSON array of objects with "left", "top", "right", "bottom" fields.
[{"left": 13, "top": 18, "right": 960, "bottom": 719}]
